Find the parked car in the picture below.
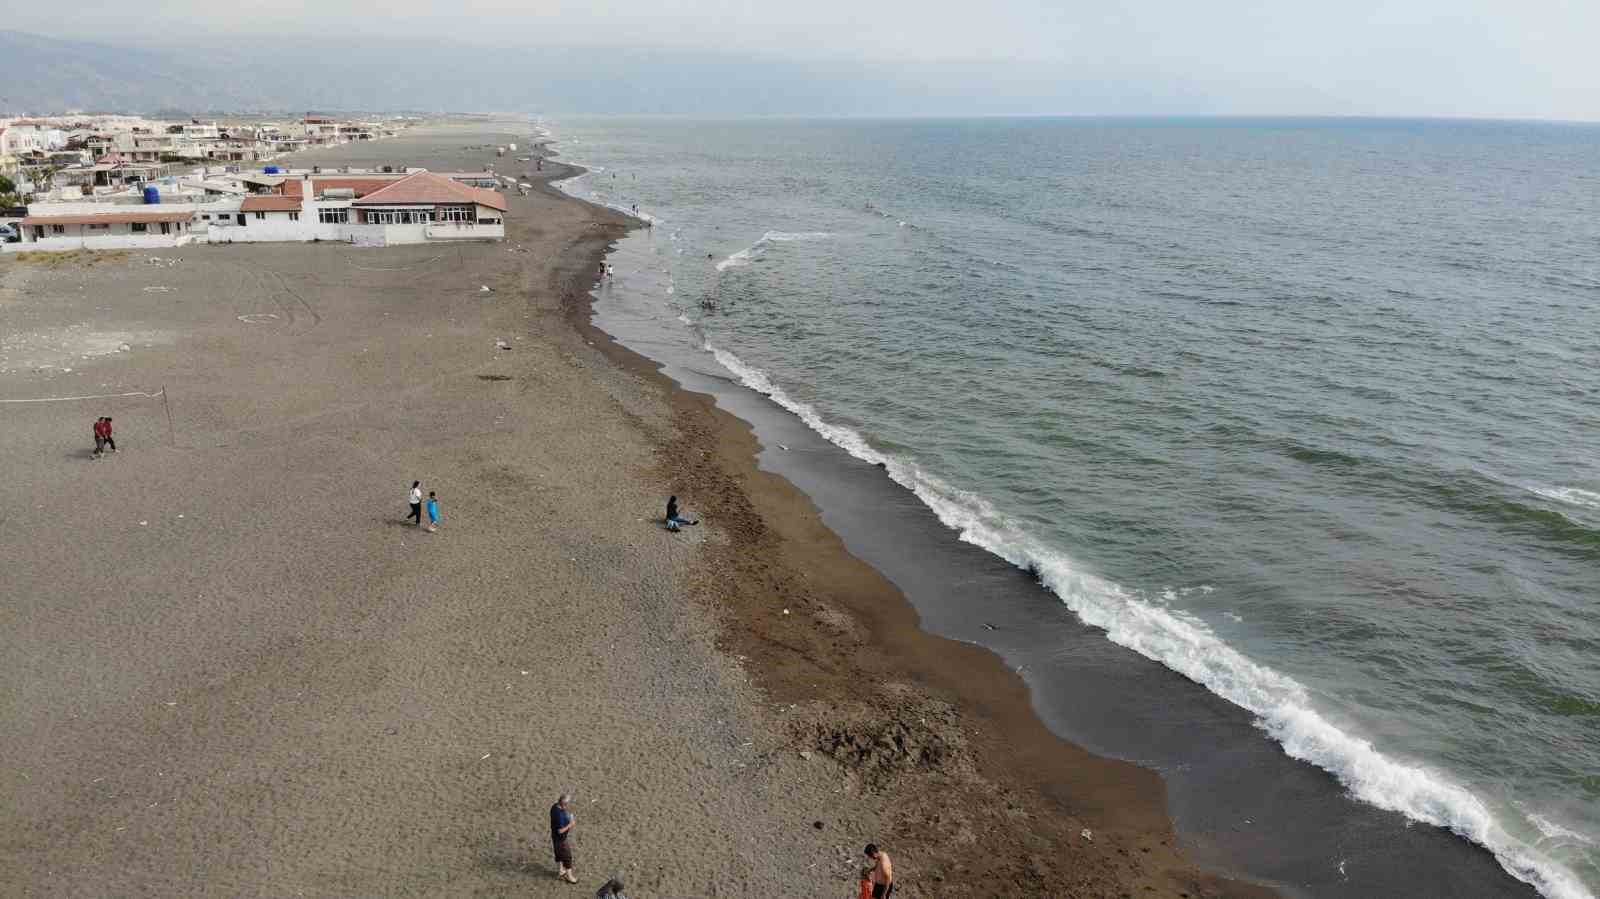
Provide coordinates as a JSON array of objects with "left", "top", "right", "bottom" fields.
[{"left": 0, "top": 224, "right": 20, "bottom": 243}]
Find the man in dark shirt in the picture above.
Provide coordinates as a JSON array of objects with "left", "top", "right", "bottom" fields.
[{"left": 550, "top": 793, "right": 577, "bottom": 883}]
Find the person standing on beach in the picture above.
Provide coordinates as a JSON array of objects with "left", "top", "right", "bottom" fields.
[
  {"left": 407, "top": 481, "right": 423, "bottom": 526},
  {"left": 550, "top": 793, "right": 577, "bottom": 883},
  {"left": 864, "top": 844, "right": 894, "bottom": 898},
  {"left": 665, "top": 495, "right": 699, "bottom": 531},
  {"left": 92, "top": 416, "right": 111, "bottom": 458},
  {"left": 425, "top": 491, "right": 440, "bottom": 533}
]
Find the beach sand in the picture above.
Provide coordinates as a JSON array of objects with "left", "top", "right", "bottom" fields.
[{"left": 0, "top": 121, "right": 1270, "bottom": 897}]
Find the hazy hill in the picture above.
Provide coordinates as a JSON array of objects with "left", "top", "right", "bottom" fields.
[{"left": 0, "top": 28, "right": 1205, "bottom": 117}]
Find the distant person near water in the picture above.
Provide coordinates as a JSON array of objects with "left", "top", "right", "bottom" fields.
[
  {"left": 550, "top": 793, "right": 577, "bottom": 883},
  {"left": 425, "top": 491, "right": 440, "bottom": 533},
  {"left": 407, "top": 481, "right": 423, "bottom": 526},
  {"left": 864, "top": 844, "right": 894, "bottom": 898},
  {"left": 665, "top": 495, "right": 699, "bottom": 531},
  {"left": 92, "top": 416, "right": 116, "bottom": 458},
  {"left": 595, "top": 875, "right": 628, "bottom": 898}
]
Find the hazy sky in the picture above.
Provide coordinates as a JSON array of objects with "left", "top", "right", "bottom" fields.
[{"left": 10, "top": 0, "right": 1600, "bottom": 119}]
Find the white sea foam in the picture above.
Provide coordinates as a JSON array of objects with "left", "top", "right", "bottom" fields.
[
  {"left": 1527, "top": 485, "right": 1600, "bottom": 510},
  {"left": 703, "top": 340, "right": 1595, "bottom": 899},
  {"left": 1529, "top": 812, "right": 1598, "bottom": 848},
  {"left": 715, "top": 230, "right": 833, "bottom": 272}
]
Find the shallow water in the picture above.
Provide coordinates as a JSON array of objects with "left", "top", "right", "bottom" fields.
[{"left": 551, "top": 116, "right": 1600, "bottom": 898}]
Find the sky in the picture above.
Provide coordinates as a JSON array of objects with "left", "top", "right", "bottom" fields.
[{"left": 7, "top": 0, "right": 1600, "bottom": 120}]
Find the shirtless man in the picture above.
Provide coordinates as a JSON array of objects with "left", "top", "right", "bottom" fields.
[{"left": 864, "top": 843, "right": 894, "bottom": 898}]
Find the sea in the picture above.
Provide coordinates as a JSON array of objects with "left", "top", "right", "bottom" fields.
[{"left": 544, "top": 116, "right": 1600, "bottom": 898}]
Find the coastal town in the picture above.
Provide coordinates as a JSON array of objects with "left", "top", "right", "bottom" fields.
[{"left": 0, "top": 113, "right": 523, "bottom": 250}]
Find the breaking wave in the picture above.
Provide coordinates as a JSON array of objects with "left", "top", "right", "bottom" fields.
[
  {"left": 1527, "top": 485, "right": 1600, "bottom": 510},
  {"left": 716, "top": 230, "right": 833, "bottom": 272},
  {"left": 703, "top": 341, "right": 1594, "bottom": 899}
]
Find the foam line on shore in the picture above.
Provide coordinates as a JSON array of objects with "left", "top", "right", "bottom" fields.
[{"left": 702, "top": 340, "right": 1593, "bottom": 899}]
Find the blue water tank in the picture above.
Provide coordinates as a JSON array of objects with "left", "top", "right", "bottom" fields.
[
  {"left": 264, "top": 165, "right": 280, "bottom": 174},
  {"left": 142, "top": 185, "right": 160, "bottom": 205}
]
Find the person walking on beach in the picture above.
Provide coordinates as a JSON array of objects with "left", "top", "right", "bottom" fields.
[
  {"left": 407, "top": 481, "right": 423, "bottom": 526},
  {"left": 92, "top": 416, "right": 113, "bottom": 458},
  {"left": 425, "top": 491, "right": 440, "bottom": 533},
  {"left": 864, "top": 844, "right": 894, "bottom": 898},
  {"left": 665, "top": 495, "right": 699, "bottom": 531},
  {"left": 550, "top": 793, "right": 577, "bottom": 883},
  {"left": 595, "top": 875, "right": 628, "bottom": 898}
]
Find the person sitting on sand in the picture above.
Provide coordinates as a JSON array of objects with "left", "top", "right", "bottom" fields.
[
  {"left": 665, "top": 495, "right": 699, "bottom": 532},
  {"left": 864, "top": 844, "right": 894, "bottom": 898},
  {"left": 595, "top": 875, "right": 628, "bottom": 898},
  {"left": 858, "top": 866, "right": 875, "bottom": 899},
  {"left": 550, "top": 793, "right": 577, "bottom": 883}
]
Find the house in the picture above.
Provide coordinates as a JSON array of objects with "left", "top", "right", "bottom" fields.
[
  {"left": 350, "top": 170, "right": 506, "bottom": 229},
  {"left": 7, "top": 166, "right": 509, "bottom": 253},
  {"left": 54, "top": 159, "right": 171, "bottom": 191},
  {"left": 205, "top": 170, "right": 506, "bottom": 245},
  {"left": 17, "top": 205, "right": 199, "bottom": 250}
]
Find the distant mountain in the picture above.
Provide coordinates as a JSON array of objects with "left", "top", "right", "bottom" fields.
[
  {"left": 0, "top": 31, "right": 262, "bottom": 114},
  {"left": 0, "top": 29, "right": 879, "bottom": 116},
  {"left": 0, "top": 28, "right": 1216, "bottom": 117}
]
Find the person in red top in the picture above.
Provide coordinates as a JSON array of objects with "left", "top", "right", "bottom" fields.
[{"left": 92, "top": 417, "right": 114, "bottom": 458}]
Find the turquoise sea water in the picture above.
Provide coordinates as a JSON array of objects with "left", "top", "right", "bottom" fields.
[{"left": 551, "top": 116, "right": 1600, "bottom": 898}]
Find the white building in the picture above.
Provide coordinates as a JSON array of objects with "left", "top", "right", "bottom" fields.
[
  {"left": 8, "top": 169, "right": 508, "bottom": 251},
  {"left": 204, "top": 170, "right": 506, "bottom": 246},
  {"left": 17, "top": 204, "right": 200, "bottom": 250}
]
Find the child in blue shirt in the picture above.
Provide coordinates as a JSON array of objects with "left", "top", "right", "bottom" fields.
[{"left": 425, "top": 491, "right": 440, "bottom": 532}]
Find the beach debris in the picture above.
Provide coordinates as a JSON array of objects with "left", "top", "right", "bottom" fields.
[
  {"left": 118, "top": 344, "right": 131, "bottom": 352},
  {"left": 782, "top": 608, "right": 790, "bottom": 615},
  {"left": 142, "top": 286, "right": 171, "bottom": 292},
  {"left": 480, "top": 753, "right": 491, "bottom": 761},
  {"left": 1080, "top": 828, "right": 1093, "bottom": 842},
  {"left": 799, "top": 750, "right": 814, "bottom": 761},
  {"left": 813, "top": 820, "right": 825, "bottom": 830},
  {"left": 778, "top": 444, "right": 789, "bottom": 451},
  {"left": 480, "top": 285, "right": 493, "bottom": 293},
  {"left": 139, "top": 521, "right": 148, "bottom": 526},
  {"left": 495, "top": 339, "right": 512, "bottom": 350},
  {"left": 982, "top": 622, "right": 997, "bottom": 631}
]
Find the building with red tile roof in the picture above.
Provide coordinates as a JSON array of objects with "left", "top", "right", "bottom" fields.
[{"left": 352, "top": 170, "right": 507, "bottom": 213}]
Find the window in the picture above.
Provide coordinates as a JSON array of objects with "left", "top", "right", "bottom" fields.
[
  {"left": 318, "top": 207, "right": 348, "bottom": 224},
  {"left": 201, "top": 214, "right": 211, "bottom": 220},
  {"left": 51, "top": 225, "right": 65, "bottom": 234},
  {"left": 365, "top": 208, "right": 434, "bottom": 225},
  {"left": 87, "top": 223, "right": 109, "bottom": 231},
  {"left": 439, "top": 206, "right": 474, "bottom": 222},
  {"left": 131, "top": 222, "right": 148, "bottom": 232},
  {"left": 254, "top": 211, "right": 266, "bottom": 220},
  {"left": 288, "top": 212, "right": 299, "bottom": 221}
]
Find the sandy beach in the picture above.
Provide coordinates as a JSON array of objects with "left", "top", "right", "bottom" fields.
[{"left": 0, "top": 120, "right": 1269, "bottom": 897}]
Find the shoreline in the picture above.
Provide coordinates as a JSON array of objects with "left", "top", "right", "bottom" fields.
[{"left": 531, "top": 150, "right": 1279, "bottom": 896}]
